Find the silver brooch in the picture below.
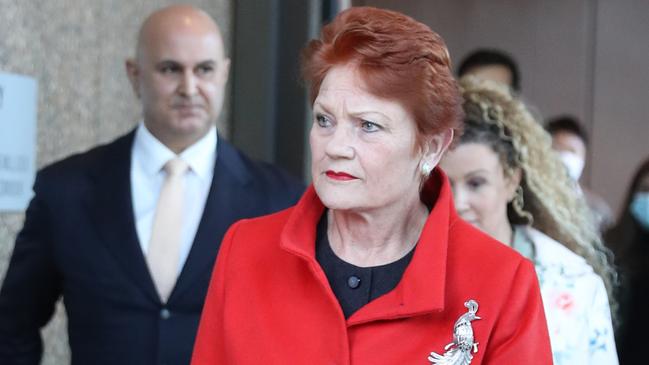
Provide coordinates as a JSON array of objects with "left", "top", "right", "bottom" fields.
[{"left": 428, "top": 299, "right": 481, "bottom": 365}]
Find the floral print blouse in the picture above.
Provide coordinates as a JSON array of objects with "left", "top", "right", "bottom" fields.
[{"left": 513, "top": 226, "right": 618, "bottom": 365}]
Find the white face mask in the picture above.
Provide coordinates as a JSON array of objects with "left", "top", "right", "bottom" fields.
[
  {"left": 630, "top": 192, "right": 649, "bottom": 230},
  {"left": 559, "top": 151, "right": 585, "bottom": 181}
]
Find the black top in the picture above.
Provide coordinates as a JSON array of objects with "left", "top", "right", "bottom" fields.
[{"left": 315, "top": 213, "right": 415, "bottom": 318}]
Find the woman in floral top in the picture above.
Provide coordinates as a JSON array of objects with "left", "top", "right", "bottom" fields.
[{"left": 441, "top": 76, "right": 618, "bottom": 364}]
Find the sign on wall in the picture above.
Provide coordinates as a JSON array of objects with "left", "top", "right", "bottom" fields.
[{"left": 0, "top": 72, "right": 38, "bottom": 212}]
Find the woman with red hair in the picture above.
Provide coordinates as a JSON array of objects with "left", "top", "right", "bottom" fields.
[{"left": 192, "top": 7, "right": 552, "bottom": 364}]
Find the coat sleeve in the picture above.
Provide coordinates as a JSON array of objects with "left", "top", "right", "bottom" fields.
[
  {"left": 483, "top": 259, "right": 553, "bottom": 364},
  {"left": 0, "top": 174, "right": 63, "bottom": 364},
  {"left": 191, "top": 220, "right": 243, "bottom": 365}
]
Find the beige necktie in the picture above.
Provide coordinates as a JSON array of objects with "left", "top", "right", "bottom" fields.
[{"left": 147, "top": 158, "right": 189, "bottom": 302}]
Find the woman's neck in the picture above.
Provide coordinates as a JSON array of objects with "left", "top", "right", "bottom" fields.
[
  {"left": 326, "top": 197, "right": 429, "bottom": 267},
  {"left": 493, "top": 221, "right": 515, "bottom": 247}
]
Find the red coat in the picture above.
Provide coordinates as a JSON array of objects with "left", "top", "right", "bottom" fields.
[{"left": 192, "top": 171, "right": 552, "bottom": 364}]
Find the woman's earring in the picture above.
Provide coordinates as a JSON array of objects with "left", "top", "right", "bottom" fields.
[
  {"left": 512, "top": 186, "right": 533, "bottom": 224},
  {"left": 512, "top": 186, "right": 524, "bottom": 211},
  {"left": 421, "top": 162, "right": 433, "bottom": 176}
]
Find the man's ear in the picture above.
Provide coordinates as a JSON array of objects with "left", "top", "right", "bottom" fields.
[
  {"left": 218, "top": 57, "right": 231, "bottom": 85},
  {"left": 125, "top": 59, "right": 141, "bottom": 98},
  {"left": 422, "top": 128, "right": 455, "bottom": 168}
]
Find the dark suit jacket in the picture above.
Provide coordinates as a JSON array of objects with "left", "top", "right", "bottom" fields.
[{"left": 0, "top": 131, "right": 304, "bottom": 365}]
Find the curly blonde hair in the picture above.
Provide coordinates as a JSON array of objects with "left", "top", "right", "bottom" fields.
[{"left": 458, "top": 76, "right": 617, "bottom": 316}]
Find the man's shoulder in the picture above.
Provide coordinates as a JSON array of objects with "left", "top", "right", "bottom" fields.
[
  {"left": 217, "top": 138, "right": 304, "bottom": 195},
  {"left": 37, "top": 131, "right": 133, "bottom": 183}
]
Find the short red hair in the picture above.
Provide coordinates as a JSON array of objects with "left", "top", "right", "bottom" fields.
[{"left": 302, "top": 6, "right": 463, "bottom": 146}]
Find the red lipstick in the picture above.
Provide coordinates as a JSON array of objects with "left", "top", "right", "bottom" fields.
[{"left": 325, "top": 170, "right": 357, "bottom": 181}]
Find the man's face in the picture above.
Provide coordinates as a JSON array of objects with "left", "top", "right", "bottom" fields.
[
  {"left": 127, "top": 26, "right": 230, "bottom": 151},
  {"left": 465, "top": 64, "right": 513, "bottom": 89},
  {"left": 551, "top": 131, "right": 586, "bottom": 160},
  {"left": 551, "top": 130, "right": 587, "bottom": 181}
]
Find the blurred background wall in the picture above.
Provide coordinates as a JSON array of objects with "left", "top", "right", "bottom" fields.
[{"left": 357, "top": 0, "right": 649, "bottom": 220}]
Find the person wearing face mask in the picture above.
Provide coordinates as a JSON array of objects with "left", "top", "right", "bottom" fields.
[
  {"left": 545, "top": 116, "right": 613, "bottom": 232},
  {"left": 441, "top": 77, "right": 618, "bottom": 365},
  {"left": 604, "top": 157, "right": 649, "bottom": 364}
]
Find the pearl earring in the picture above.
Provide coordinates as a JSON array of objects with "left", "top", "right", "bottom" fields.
[{"left": 421, "top": 162, "right": 433, "bottom": 176}]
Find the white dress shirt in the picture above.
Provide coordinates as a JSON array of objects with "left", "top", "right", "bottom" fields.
[{"left": 131, "top": 123, "right": 217, "bottom": 274}]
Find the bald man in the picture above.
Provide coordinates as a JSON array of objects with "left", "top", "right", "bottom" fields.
[{"left": 0, "top": 5, "right": 303, "bottom": 364}]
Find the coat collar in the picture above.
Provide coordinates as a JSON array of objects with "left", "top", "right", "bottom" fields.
[
  {"left": 171, "top": 135, "right": 254, "bottom": 300},
  {"left": 85, "top": 131, "right": 161, "bottom": 302},
  {"left": 85, "top": 130, "right": 254, "bottom": 304},
  {"left": 132, "top": 123, "right": 217, "bottom": 181},
  {"left": 280, "top": 169, "right": 455, "bottom": 324}
]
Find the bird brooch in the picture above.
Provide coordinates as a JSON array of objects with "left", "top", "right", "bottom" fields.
[{"left": 428, "top": 299, "right": 481, "bottom": 365}]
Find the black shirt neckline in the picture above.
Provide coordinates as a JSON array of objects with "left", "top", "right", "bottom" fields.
[{"left": 315, "top": 212, "right": 416, "bottom": 318}]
